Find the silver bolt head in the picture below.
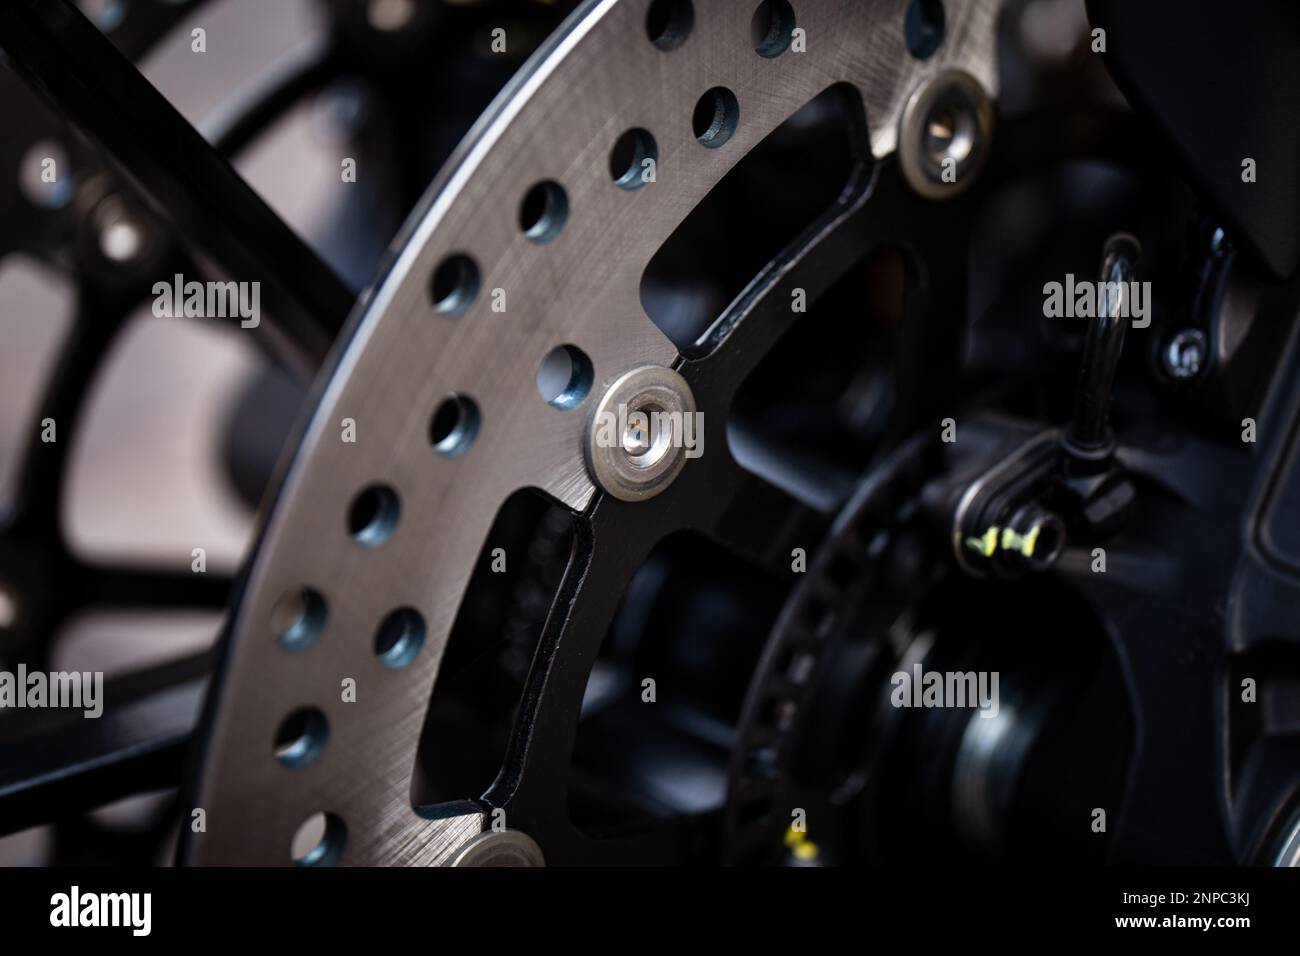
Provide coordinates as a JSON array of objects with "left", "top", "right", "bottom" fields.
[
  {"left": 1163, "top": 328, "right": 1207, "bottom": 381},
  {"left": 898, "top": 69, "right": 994, "bottom": 200},
  {"left": 586, "top": 365, "right": 697, "bottom": 502},
  {"left": 450, "top": 830, "right": 545, "bottom": 867}
]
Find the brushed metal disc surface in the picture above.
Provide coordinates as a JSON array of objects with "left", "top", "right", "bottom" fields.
[{"left": 186, "top": 0, "right": 1003, "bottom": 866}]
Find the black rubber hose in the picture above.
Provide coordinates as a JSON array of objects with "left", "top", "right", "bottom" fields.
[{"left": 1064, "top": 232, "right": 1141, "bottom": 457}]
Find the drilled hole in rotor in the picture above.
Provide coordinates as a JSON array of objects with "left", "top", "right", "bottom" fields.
[
  {"left": 905, "top": 0, "right": 945, "bottom": 59},
  {"left": 273, "top": 708, "right": 329, "bottom": 769},
  {"left": 751, "top": 0, "right": 796, "bottom": 58},
  {"left": 430, "top": 393, "right": 481, "bottom": 456},
  {"left": 646, "top": 0, "right": 693, "bottom": 50},
  {"left": 271, "top": 587, "right": 328, "bottom": 652},
  {"left": 430, "top": 253, "right": 481, "bottom": 316},
  {"left": 537, "top": 345, "right": 593, "bottom": 409},
  {"left": 348, "top": 485, "right": 400, "bottom": 548},
  {"left": 291, "top": 812, "right": 346, "bottom": 866},
  {"left": 519, "top": 181, "right": 568, "bottom": 243},
  {"left": 693, "top": 87, "right": 740, "bottom": 149},
  {"left": 610, "top": 128, "right": 658, "bottom": 190},
  {"left": 374, "top": 607, "right": 426, "bottom": 668}
]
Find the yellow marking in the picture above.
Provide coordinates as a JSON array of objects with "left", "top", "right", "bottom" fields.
[
  {"left": 784, "top": 825, "right": 820, "bottom": 861},
  {"left": 964, "top": 525, "right": 1000, "bottom": 557},
  {"left": 964, "top": 524, "right": 1040, "bottom": 559},
  {"left": 1001, "top": 523, "right": 1040, "bottom": 558},
  {"left": 792, "top": 840, "right": 819, "bottom": 861}
]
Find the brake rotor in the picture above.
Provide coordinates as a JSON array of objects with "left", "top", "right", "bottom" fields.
[{"left": 184, "top": 0, "right": 1003, "bottom": 866}]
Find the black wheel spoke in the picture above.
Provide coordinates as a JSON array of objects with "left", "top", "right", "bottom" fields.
[
  {"left": 212, "top": 47, "right": 340, "bottom": 160},
  {"left": 0, "top": 0, "right": 354, "bottom": 374},
  {"left": 0, "top": 650, "right": 209, "bottom": 836},
  {"left": 66, "top": 562, "right": 233, "bottom": 612},
  {"left": 8, "top": 286, "right": 135, "bottom": 538},
  {"left": 0, "top": 284, "right": 235, "bottom": 664}
]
